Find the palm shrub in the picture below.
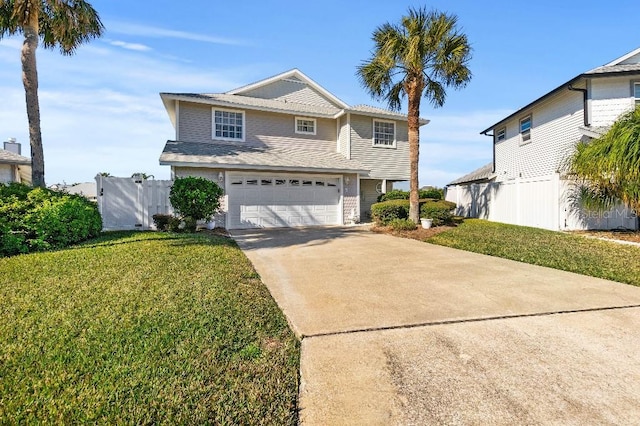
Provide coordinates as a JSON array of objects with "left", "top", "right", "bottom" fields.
[
  {"left": 571, "top": 105, "right": 640, "bottom": 213},
  {"left": 169, "top": 177, "right": 223, "bottom": 232}
]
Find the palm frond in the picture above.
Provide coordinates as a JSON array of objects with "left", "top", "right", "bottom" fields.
[
  {"left": 570, "top": 105, "right": 640, "bottom": 212},
  {"left": 40, "top": 0, "right": 103, "bottom": 55}
]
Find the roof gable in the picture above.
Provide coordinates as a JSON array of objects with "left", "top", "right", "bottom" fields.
[
  {"left": 605, "top": 47, "right": 640, "bottom": 66},
  {"left": 226, "top": 69, "right": 349, "bottom": 109}
]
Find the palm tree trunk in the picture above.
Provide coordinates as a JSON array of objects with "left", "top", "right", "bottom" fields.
[
  {"left": 407, "top": 82, "right": 422, "bottom": 223},
  {"left": 21, "top": 9, "right": 45, "bottom": 187}
]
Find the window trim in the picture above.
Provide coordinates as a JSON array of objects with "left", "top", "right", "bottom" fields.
[
  {"left": 372, "top": 119, "right": 396, "bottom": 148},
  {"left": 212, "top": 107, "right": 245, "bottom": 142},
  {"left": 496, "top": 127, "right": 506, "bottom": 142},
  {"left": 633, "top": 81, "right": 640, "bottom": 105},
  {"left": 519, "top": 115, "right": 532, "bottom": 146},
  {"left": 294, "top": 116, "right": 317, "bottom": 135}
]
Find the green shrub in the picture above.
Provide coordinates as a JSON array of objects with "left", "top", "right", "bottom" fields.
[
  {"left": 420, "top": 200, "right": 456, "bottom": 226},
  {"left": 389, "top": 218, "right": 417, "bottom": 231},
  {"left": 167, "top": 216, "right": 183, "bottom": 232},
  {"left": 0, "top": 183, "right": 102, "bottom": 256},
  {"left": 152, "top": 213, "right": 172, "bottom": 231},
  {"left": 377, "top": 188, "right": 444, "bottom": 202},
  {"left": 377, "top": 189, "right": 409, "bottom": 202},
  {"left": 420, "top": 188, "right": 443, "bottom": 200},
  {"left": 169, "top": 177, "right": 223, "bottom": 231},
  {"left": 371, "top": 200, "right": 409, "bottom": 225}
]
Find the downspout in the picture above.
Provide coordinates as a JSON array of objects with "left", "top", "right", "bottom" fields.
[
  {"left": 481, "top": 131, "right": 495, "bottom": 173},
  {"left": 568, "top": 84, "right": 589, "bottom": 127}
]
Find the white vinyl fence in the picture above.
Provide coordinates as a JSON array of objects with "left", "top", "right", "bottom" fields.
[
  {"left": 446, "top": 173, "right": 637, "bottom": 231},
  {"left": 97, "top": 175, "right": 172, "bottom": 231}
]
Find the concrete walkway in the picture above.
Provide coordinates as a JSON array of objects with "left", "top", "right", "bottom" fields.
[{"left": 232, "top": 227, "right": 640, "bottom": 425}]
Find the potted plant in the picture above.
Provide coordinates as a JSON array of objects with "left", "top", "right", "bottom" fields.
[{"left": 420, "top": 218, "right": 433, "bottom": 229}]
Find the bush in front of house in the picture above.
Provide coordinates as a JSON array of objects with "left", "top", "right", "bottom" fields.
[
  {"left": 389, "top": 218, "right": 417, "bottom": 231},
  {"left": 0, "top": 183, "right": 102, "bottom": 256},
  {"left": 419, "top": 188, "right": 444, "bottom": 200},
  {"left": 377, "top": 188, "right": 443, "bottom": 202},
  {"left": 371, "top": 198, "right": 456, "bottom": 227},
  {"left": 169, "top": 177, "right": 223, "bottom": 232},
  {"left": 371, "top": 199, "right": 409, "bottom": 225},
  {"left": 377, "top": 189, "right": 409, "bottom": 202},
  {"left": 420, "top": 200, "right": 456, "bottom": 226}
]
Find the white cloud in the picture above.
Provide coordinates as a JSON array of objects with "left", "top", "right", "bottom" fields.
[
  {"left": 107, "top": 20, "right": 248, "bottom": 46},
  {"left": 109, "top": 40, "right": 152, "bottom": 52}
]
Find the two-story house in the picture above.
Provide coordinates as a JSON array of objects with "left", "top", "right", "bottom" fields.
[
  {"left": 446, "top": 48, "right": 640, "bottom": 231},
  {"left": 159, "top": 69, "right": 427, "bottom": 229}
]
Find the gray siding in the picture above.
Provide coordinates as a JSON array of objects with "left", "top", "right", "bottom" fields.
[
  {"left": 494, "top": 89, "right": 583, "bottom": 181},
  {"left": 177, "top": 101, "right": 336, "bottom": 152},
  {"left": 350, "top": 114, "right": 410, "bottom": 180},
  {"left": 359, "top": 179, "right": 392, "bottom": 219},
  {"left": 338, "top": 115, "right": 349, "bottom": 158},
  {"left": 590, "top": 76, "right": 637, "bottom": 127},
  {"left": 240, "top": 79, "right": 338, "bottom": 108},
  {"left": 343, "top": 173, "right": 358, "bottom": 223}
]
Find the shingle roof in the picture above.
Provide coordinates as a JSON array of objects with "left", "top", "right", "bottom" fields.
[
  {"left": 0, "top": 149, "right": 30, "bottom": 165},
  {"left": 447, "top": 163, "right": 494, "bottom": 186},
  {"left": 585, "top": 63, "right": 640, "bottom": 75},
  {"left": 160, "top": 140, "right": 369, "bottom": 174},
  {"left": 480, "top": 51, "right": 640, "bottom": 134},
  {"left": 163, "top": 93, "right": 341, "bottom": 117}
]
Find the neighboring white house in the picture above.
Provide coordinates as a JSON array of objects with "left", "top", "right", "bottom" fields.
[
  {"left": 446, "top": 48, "right": 640, "bottom": 231},
  {"left": 0, "top": 139, "right": 31, "bottom": 185},
  {"left": 159, "top": 69, "right": 428, "bottom": 229}
]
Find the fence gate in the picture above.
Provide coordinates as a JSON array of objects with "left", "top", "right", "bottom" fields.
[{"left": 97, "top": 175, "right": 172, "bottom": 231}]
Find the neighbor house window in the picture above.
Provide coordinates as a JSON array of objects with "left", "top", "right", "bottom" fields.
[
  {"left": 520, "top": 116, "right": 531, "bottom": 145},
  {"left": 295, "top": 117, "right": 316, "bottom": 135},
  {"left": 634, "top": 82, "right": 640, "bottom": 105},
  {"left": 496, "top": 127, "right": 506, "bottom": 142},
  {"left": 373, "top": 120, "right": 396, "bottom": 147},
  {"left": 213, "top": 108, "right": 244, "bottom": 141}
]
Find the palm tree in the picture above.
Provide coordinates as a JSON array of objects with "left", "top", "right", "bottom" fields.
[
  {"left": 571, "top": 105, "right": 640, "bottom": 213},
  {"left": 0, "top": 0, "right": 103, "bottom": 187},
  {"left": 357, "top": 7, "right": 472, "bottom": 223}
]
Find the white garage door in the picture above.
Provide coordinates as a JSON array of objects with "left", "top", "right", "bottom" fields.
[{"left": 227, "top": 173, "right": 341, "bottom": 229}]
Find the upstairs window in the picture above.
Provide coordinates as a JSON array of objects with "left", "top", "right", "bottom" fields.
[
  {"left": 373, "top": 120, "right": 396, "bottom": 148},
  {"left": 520, "top": 116, "right": 531, "bottom": 145},
  {"left": 295, "top": 117, "right": 316, "bottom": 135},
  {"left": 496, "top": 127, "right": 506, "bottom": 142},
  {"left": 213, "top": 108, "right": 244, "bottom": 141},
  {"left": 635, "top": 82, "right": 640, "bottom": 105}
]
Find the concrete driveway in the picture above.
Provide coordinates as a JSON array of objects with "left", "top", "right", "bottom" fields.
[{"left": 232, "top": 226, "right": 640, "bottom": 425}]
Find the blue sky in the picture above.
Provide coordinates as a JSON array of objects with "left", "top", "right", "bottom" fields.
[{"left": 0, "top": 0, "right": 638, "bottom": 187}]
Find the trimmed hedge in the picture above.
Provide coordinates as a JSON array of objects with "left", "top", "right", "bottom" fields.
[
  {"left": 371, "top": 199, "right": 456, "bottom": 226},
  {"left": 377, "top": 188, "right": 443, "bottom": 202},
  {"left": 420, "top": 200, "right": 456, "bottom": 226},
  {"left": 0, "top": 183, "right": 102, "bottom": 256}
]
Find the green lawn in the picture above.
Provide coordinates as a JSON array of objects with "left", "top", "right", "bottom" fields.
[
  {"left": 0, "top": 232, "right": 299, "bottom": 424},
  {"left": 426, "top": 219, "right": 640, "bottom": 287}
]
